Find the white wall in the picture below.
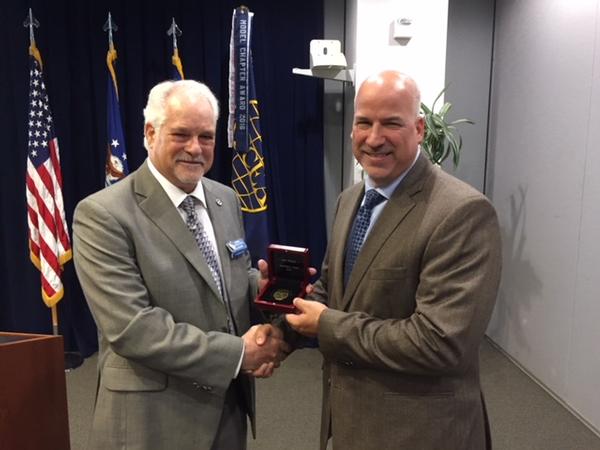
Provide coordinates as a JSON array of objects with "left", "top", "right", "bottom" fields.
[
  {"left": 487, "top": 0, "right": 600, "bottom": 433},
  {"left": 354, "top": 0, "right": 448, "bottom": 106}
]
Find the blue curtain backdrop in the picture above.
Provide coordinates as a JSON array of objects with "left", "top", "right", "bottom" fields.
[{"left": 0, "top": 0, "right": 326, "bottom": 357}]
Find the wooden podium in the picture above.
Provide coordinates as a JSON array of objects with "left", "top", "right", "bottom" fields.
[{"left": 0, "top": 332, "right": 71, "bottom": 450}]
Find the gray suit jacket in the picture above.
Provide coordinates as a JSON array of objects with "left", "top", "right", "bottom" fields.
[
  {"left": 73, "top": 161, "right": 260, "bottom": 449},
  {"left": 311, "top": 154, "right": 502, "bottom": 450}
]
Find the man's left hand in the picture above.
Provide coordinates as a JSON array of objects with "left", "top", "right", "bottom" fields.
[
  {"left": 257, "top": 259, "right": 270, "bottom": 292},
  {"left": 257, "top": 259, "right": 318, "bottom": 293}
]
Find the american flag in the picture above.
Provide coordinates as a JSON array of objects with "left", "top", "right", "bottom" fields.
[{"left": 25, "top": 44, "right": 72, "bottom": 307}]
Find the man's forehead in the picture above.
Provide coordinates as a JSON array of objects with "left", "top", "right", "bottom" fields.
[
  {"left": 353, "top": 110, "right": 404, "bottom": 121},
  {"left": 166, "top": 89, "right": 212, "bottom": 110},
  {"left": 164, "top": 97, "right": 215, "bottom": 121}
]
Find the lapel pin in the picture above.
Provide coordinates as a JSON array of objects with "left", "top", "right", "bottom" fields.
[{"left": 215, "top": 198, "right": 223, "bottom": 206}]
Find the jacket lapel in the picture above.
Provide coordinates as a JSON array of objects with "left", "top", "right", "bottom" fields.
[
  {"left": 133, "top": 162, "right": 221, "bottom": 300},
  {"left": 340, "top": 154, "right": 432, "bottom": 311}
]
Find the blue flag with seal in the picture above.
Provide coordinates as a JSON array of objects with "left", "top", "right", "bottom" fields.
[
  {"left": 228, "top": 6, "right": 269, "bottom": 264},
  {"left": 105, "top": 43, "right": 129, "bottom": 186}
]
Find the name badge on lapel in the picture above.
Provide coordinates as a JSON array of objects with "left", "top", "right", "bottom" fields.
[{"left": 226, "top": 239, "right": 248, "bottom": 259}]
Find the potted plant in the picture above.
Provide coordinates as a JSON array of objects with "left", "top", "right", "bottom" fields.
[{"left": 420, "top": 88, "right": 473, "bottom": 168}]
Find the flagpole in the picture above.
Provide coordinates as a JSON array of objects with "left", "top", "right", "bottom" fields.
[
  {"left": 168, "top": 17, "right": 179, "bottom": 51},
  {"left": 104, "top": 12, "right": 118, "bottom": 99},
  {"left": 51, "top": 308, "right": 59, "bottom": 335},
  {"left": 25, "top": 8, "right": 37, "bottom": 49},
  {"left": 167, "top": 17, "right": 184, "bottom": 80},
  {"left": 105, "top": 12, "right": 114, "bottom": 46}
]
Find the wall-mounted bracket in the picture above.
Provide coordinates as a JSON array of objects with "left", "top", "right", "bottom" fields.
[{"left": 292, "top": 67, "right": 354, "bottom": 84}]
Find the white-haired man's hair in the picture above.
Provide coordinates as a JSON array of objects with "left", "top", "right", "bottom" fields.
[{"left": 143, "top": 80, "right": 220, "bottom": 150}]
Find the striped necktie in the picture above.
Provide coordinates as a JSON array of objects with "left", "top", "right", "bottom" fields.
[{"left": 180, "top": 196, "right": 223, "bottom": 298}]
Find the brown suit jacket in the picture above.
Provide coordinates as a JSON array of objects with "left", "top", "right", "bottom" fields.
[{"left": 311, "top": 154, "right": 502, "bottom": 450}]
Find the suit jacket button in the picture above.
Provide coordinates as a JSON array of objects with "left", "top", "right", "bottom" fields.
[
  {"left": 192, "top": 382, "right": 200, "bottom": 389},
  {"left": 201, "top": 385, "right": 213, "bottom": 392},
  {"left": 343, "top": 361, "right": 353, "bottom": 367}
]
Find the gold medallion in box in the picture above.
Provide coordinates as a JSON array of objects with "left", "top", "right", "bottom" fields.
[
  {"left": 255, "top": 244, "right": 310, "bottom": 313},
  {"left": 272, "top": 289, "right": 290, "bottom": 302}
]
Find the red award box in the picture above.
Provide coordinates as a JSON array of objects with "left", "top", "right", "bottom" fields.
[{"left": 255, "top": 244, "right": 310, "bottom": 313}]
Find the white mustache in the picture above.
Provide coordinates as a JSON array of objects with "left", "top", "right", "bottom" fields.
[{"left": 177, "top": 156, "right": 205, "bottom": 164}]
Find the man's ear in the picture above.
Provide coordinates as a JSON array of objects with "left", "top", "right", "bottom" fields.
[
  {"left": 145, "top": 123, "right": 156, "bottom": 148},
  {"left": 416, "top": 116, "right": 425, "bottom": 142}
]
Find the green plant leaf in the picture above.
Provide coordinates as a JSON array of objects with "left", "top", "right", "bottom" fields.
[
  {"left": 420, "top": 87, "right": 473, "bottom": 169},
  {"left": 439, "top": 102, "right": 452, "bottom": 118},
  {"left": 431, "top": 86, "right": 447, "bottom": 111},
  {"left": 449, "top": 118, "right": 474, "bottom": 126}
]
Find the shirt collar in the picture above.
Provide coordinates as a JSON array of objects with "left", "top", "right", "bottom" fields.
[
  {"left": 365, "top": 147, "right": 420, "bottom": 199},
  {"left": 147, "top": 158, "right": 207, "bottom": 209}
]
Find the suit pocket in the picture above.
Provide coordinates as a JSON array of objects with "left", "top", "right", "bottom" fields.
[
  {"left": 369, "top": 267, "right": 406, "bottom": 280},
  {"left": 383, "top": 392, "right": 458, "bottom": 448},
  {"left": 361, "top": 267, "right": 413, "bottom": 317},
  {"left": 103, "top": 366, "right": 167, "bottom": 392}
]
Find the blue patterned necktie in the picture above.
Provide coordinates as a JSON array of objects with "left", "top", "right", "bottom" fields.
[
  {"left": 344, "top": 189, "right": 386, "bottom": 286},
  {"left": 180, "top": 196, "right": 223, "bottom": 299}
]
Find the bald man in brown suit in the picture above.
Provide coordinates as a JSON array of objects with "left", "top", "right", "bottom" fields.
[{"left": 287, "top": 71, "right": 502, "bottom": 450}]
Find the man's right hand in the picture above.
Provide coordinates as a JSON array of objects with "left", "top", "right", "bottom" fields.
[{"left": 241, "top": 324, "right": 290, "bottom": 377}]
